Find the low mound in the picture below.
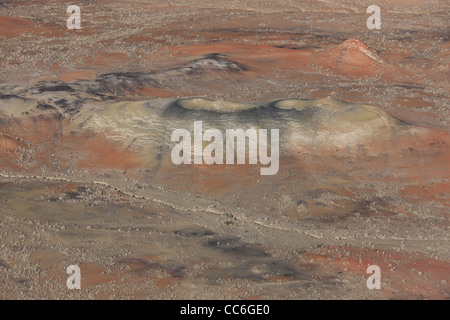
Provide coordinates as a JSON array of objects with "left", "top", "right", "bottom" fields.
[
  {"left": 309, "top": 38, "right": 388, "bottom": 78},
  {"left": 178, "top": 98, "right": 256, "bottom": 112},
  {"left": 3, "top": 95, "right": 446, "bottom": 172},
  {"left": 275, "top": 97, "right": 404, "bottom": 152},
  {"left": 0, "top": 134, "right": 26, "bottom": 151},
  {"left": 72, "top": 97, "right": 425, "bottom": 161}
]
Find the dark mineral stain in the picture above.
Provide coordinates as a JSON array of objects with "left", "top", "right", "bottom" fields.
[
  {"left": 0, "top": 258, "right": 11, "bottom": 269},
  {"left": 65, "top": 192, "right": 80, "bottom": 199},
  {"left": 37, "top": 84, "right": 74, "bottom": 93},
  {"left": 206, "top": 237, "right": 268, "bottom": 258},
  {"left": 231, "top": 260, "right": 307, "bottom": 281},
  {"left": 117, "top": 258, "right": 185, "bottom": 277},
  {"left": 36, "top": 103, "right": 57, "bottom": 111},
  {"left": 173, "top": 226, "right": 215, "bottom": 237}
]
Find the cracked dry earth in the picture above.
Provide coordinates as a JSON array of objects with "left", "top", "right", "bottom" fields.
[{"left": 0, "top": 0, "right": 449, "bottom": 299}]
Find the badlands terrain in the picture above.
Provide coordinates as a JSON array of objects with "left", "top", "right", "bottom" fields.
[{"left": 0, "top": 0, "right": 449, "bottom": 299}]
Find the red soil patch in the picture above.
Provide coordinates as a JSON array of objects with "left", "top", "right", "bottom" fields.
[
  {"left": 0, "top": 113, "right": 62, "bottom": 145},
  {"left": 154, "top": 276, "right": 182, "bottom": 289},
  {"left": 0, "top": 16, "right": 56, "bottom": 38},
  {"left": 0, "top": 112, "right": 146, "bottom": 172},
  {"left": 78, "top": 263, "right": 121, "bottom": 288},
  {"left": 309, "top": 38, "right": 400, "bottom": 79},
  {"left": 0, "top": 112, "right": 62, "bottom": 170},
  {"left": 57, "top": 129, "right": 145, "bottom": 171},
  {"left": 401, "top": 182, "right": 450, "bottom": 208},
  {"left": 0, "top": 133, "right": 26, "bottom": 152},
  {"left": 304, "top": 246, "right": 449, "bottom": 299}
]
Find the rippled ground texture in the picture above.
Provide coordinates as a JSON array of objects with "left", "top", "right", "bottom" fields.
[{"left": 0, "top": 0, "right": 449, "bottom": 299}]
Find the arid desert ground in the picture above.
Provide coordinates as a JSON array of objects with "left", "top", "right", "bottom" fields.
[{"left": 0, "top": 0, "right": 449, "bottom": 299}]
